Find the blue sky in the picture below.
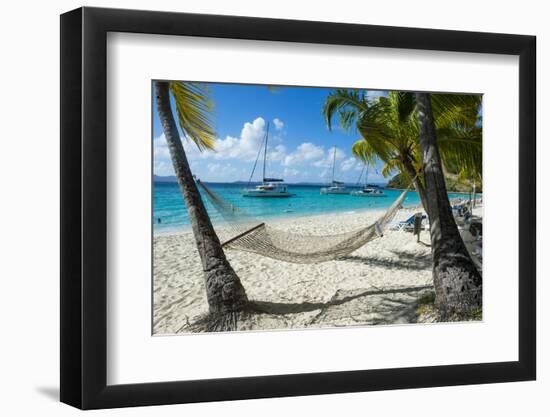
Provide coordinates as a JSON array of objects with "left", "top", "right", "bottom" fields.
[{"left": 153, "top": 83, "right": 388, "bottom": 184}]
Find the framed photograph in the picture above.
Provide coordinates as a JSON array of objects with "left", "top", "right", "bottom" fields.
[{"left": 60, "top": 7, "right": 536, "bottom": 409}]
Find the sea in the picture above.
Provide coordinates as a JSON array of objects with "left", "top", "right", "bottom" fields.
[{"left": 153, "top": 182, "right": 472, "bottom": 233}]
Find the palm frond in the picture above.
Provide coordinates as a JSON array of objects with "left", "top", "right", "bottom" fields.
[
  {"left": 431, "top": 93, "right": 481, "bottom": 129},
  {"left": 356, "top": 99, "right": 410, "bottom": 152},
  {"left": 169, "top": 81, "right": 216, "bottom": 151},
  {"left": 322, "top": 89, "right": 369, "bottom": 131},
  {"left": 437, "top": 126, "right": 482, "bottom": 179},
  {"left": 381, "top": 158, "right": 402, "bottom": 178},
  {"left": 352, "top": 139, "right": 379, "bottom": 164},
  {"left": 394, "top": 92, "right": 416, "bottom": 123},
  {"left": 431, "top": 94, "right": 482, "bottom": 179},
  {"left": 337, "top": 108, "right": 358, "bottom": 131},
  {"left": 322, "top": 88, "right": 482, "bottom": 189}
]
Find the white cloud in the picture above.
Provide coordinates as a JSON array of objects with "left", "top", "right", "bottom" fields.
[
  {"left": 153, "top": 116, "right": 378, "bottom": 184},
  {"left": 154, "top": 117, "right": 269, "bottom": 166},
  {"left": 153, "top": 134, "right": 169, "bottom": 159},
  {"left": 153, "top": 134, "right": 174, "bottom": 176},
  {"left": 207, "top": 162, "right": 221, "bottom": 173},
  {"left": 268, "top": 144, "right": 287, "bottom": 162},
  {"left": 154, "top": 133, "right": 206, "bottom": 176},
  {"left": 210, "top": 117, "right": 266, "bottom": 161},
  {"left": 273, "top": 118, "right": 284, "bottom": 130},
  {"left": 340, "top": 157, "right": 358, "bottom": 172},
  {"left": 154, "top": 160, "right": 174, "bottom": 176},
  {"left": 312, "top": 147, "right": 345, "bottom": 168},
  {"left": 283, "top": 142, "right": 324, "bottom": 166},
  {"left": 154, "top": 117, "right": 281, "bottom": 179},
  {"left": 283, "top": 167, "right": 300, "bottom": 178},
  {"left": 319, "top": 168, "right": 331, "bottom": 181},
  {"left": 207, "top": 162, "right": 238, "bottom": 176}
]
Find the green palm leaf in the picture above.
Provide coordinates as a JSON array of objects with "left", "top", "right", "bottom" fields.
[
  {"left": 323, "top": 88, "right": 482, "bottom": 191},
  {"left": 438, "top": 126, "right": 482, "bottom": 179},
  {"left": 352, "top": 139, "right": 381, "bottom": 164},
  {"left": 381, "top": 158, "right": 403, "bottom": 178},
  {"left": 169, "top": 81, "right": 216, "bottom": 151},
  {"left": 322, "top": 89, "right": 369, "bottom": 131},
  {"left": 431, "top": 93, "right": 481, "bottom": 129}
]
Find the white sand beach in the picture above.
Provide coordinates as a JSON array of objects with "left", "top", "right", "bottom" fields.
[{"left": 153, "top": 205, "right": 477, "bottom": 334}]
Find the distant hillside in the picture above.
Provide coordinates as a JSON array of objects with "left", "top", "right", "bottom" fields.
[
  {"left": 154, "top": 175, "right": 178, "bottom": 183},
  {"left": 387, "top": 173, "right": 413, "bottom": 190},
  {"left": 387, "top": 172, "right": 482, "bottom": 193}
]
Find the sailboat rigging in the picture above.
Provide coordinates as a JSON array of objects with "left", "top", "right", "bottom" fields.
[
  {"left": 320, "top": 147, "right": 349, "bottom": 195},
  {"left": 351, "top": 161, "right": 385, "bottom": 197},
  {"left": 242, "top": 122, "right": 291, "bottom": 197}
]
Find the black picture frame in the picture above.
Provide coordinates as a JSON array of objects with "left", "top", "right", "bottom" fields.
[{"left": 60, "top": 6, "right": 536, "bottom": 410}]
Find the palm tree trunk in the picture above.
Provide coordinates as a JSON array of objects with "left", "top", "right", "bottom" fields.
[
  {"left": 415, "top": 93, "right": 482, "bottom": 318},
  {"left": 401, "top": 156, "right": 428, "bottom": 212},
  {"left": 155, "top": 81, "right": 248, "bottom": 315}
]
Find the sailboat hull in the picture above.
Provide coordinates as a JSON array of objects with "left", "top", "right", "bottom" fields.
[
  {"left": 350, "top": 190, "right": 386, "bottom": 197},
  {"left": 242, "top": 189, "right": 291, "bottom": 197},
  {"left": 320, "top": 188, "right": 349, "bottom": 195}
]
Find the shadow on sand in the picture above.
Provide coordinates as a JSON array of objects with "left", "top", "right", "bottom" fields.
[
  {"left": 249, "top": 284, "right": 433, "bottom": 316},
  {"left": 339, "top": 250, "right": 432, "bottom": 271}
]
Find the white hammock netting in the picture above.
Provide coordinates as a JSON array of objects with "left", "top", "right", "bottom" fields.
[{"left": 197, "top": 181, "right": 409, "bottom": 264}]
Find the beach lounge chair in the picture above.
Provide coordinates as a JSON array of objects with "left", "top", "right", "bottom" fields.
[
  {"left": 452, "top": 201, "right": 466, "bottom": 216},
  {"left": 403, "top": 214, "right": 428, "bottom": 232},
  {"left": 465, "top": 239, "right": 483, "bottom": 270},
  {"left": 390, "top": 214, "right": 415, "bottom": 231},
  {"left": 453, "top": 201, "right": 474, "bottom": 225},
  {"left": 390, "top": 213, "right": 427, "bottom": 231}
]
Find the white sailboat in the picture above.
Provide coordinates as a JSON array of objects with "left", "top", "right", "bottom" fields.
[
  {"left": 242, "top": 122, "right": 291, "bottom": 198},
  {"left": 351, "top": 162, "right": 385, "bottom": 197},
  {"left": 320, "top": 147, "right": 349, "bottom": 195}
]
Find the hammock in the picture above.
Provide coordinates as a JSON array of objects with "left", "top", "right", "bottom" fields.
[{"left": 197, "top": 180, "right": 409, "bottom": 264}]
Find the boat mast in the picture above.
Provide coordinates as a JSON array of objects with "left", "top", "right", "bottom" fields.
[
  {"left": 331, "top": 146, "right": 336, "bottom": 183},
  {"left": 355, "top": 164, "right": 365, "bottom": 186},
  {"left": 365, "top": 161, "right": 370, "bottom": 186},
  {"left": 262, "top": 122, "right": 270, "bottom": 181}
]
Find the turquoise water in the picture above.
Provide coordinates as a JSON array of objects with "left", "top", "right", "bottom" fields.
[{"left": 153, "top": 182, "right": 470, "bottom": 233}]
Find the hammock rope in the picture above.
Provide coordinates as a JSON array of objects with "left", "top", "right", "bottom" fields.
[{"left": 197, "top": 180, "right": 410, "bottom": 264}]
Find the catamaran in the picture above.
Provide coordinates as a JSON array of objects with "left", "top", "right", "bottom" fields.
[
  {"left": 242, "top": 122, "right": 291, "bottom": 198},
  {"left": 351, "top": 162, "right": 385, "bottom": 197},
  {"left": 320, "top": 147, "right": 349, "bottom": 195}
]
